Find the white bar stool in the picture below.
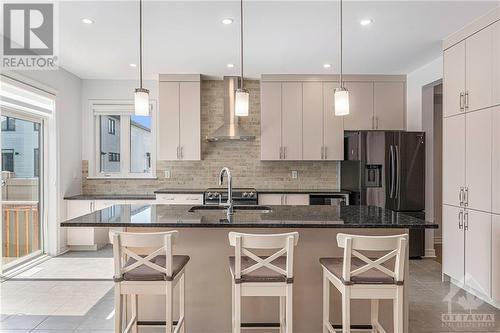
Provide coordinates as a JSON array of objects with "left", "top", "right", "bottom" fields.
[
  {"left": 320, "top": 233, "right": 407, "bottom": 333},
  {"left": 228, "top": 232, "right": 299, "bottom": 333},
  {"left": 110, "top": 230, "right": 189, "bottom": 333}
]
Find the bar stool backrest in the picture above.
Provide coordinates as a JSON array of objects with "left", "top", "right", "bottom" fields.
[
  {"left": 336, "top": 233, "right": 408, "bottom": 284},
  {"left": 228, "top": 232, "right": 299, "bottom": 280},
  {"left": 109, "top": 230, "right": 178, "bottom": 281}
]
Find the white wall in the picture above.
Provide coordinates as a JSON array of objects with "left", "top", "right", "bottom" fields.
[
  {"left": 406, "top": 57, "right": 443, "bottom": 130},
  {"left": 10, "top": 68, "right": 82, "bottom": 255},
  {"left": 81, "top": 79, "right": 158, "bottom": 162}
]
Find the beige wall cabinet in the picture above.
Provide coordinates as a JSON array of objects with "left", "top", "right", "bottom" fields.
[
  {"left": 261, "top": 82, "right": 283, "bottom": 160},
  {"left": 322, "top": 83, "right": 345, "bottom": 160},
  {"left": 443, "top": 41, "right": 466, "bottom": 117},
  {"left": 343, "top": 82, "right": 374, "bottom": 130},
  {"left": 258, "top": 193, "right": 309, "bottom": 206},
  {"left": 158, "top": 75, "right": 201, "bottom": 161},
  {"left": 282, "top": 82, "right": 303, "bottom": 160},
  {"left": 442, "top": 114, "right": 465, "bottom": 207},
  {"left": 373, "top": 82, "right": 405, "bottom": 130}
]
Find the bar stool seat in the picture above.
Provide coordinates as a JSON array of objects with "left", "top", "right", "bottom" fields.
[
  {"left": 121, "top": 255, "right": 190, "bottom": 282},
  {"left": 229, "top": 256, "right": 292, "bottom": 284},
  {"left": 319, "top": 257, "right": 402, "bottom": 286}
]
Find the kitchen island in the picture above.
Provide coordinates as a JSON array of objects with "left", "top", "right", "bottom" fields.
[{"left": 61, "top": 205, "right": 437, "bottom": 333}]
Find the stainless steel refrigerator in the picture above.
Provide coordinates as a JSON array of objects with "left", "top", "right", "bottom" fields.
[{"left": 341, "top": 131, "right": 426, "bottom": 257}]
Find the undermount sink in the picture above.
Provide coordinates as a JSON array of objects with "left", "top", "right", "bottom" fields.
[{"left": 188, "top": 205, "right": 273, "bottom": 214}]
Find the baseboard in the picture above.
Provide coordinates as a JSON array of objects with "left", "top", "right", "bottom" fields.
[
  {"left": 424, "top": 248, "right": 437, "bottom": 258},
  {"left": 0, "top": 255, "right": 52, "bottom": 281},
  {"left": 67, "top": 245, "right": 99, "bottom": 251}
]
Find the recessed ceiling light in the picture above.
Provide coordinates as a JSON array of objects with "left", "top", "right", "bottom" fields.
[
  {"left": 222, "top": 18, "right": 234, "bottom": 25},
  {"left": 81, "top": 18, "right": 94, "bottom": 25},
  {"left": 129, "top": 63, "right": 137, "bottom": 68},
  {"left": 323, "top": 63, "right": 332, "bottom": 69},
  {"left": 227, "top": 63, "right": 235, "bottom": 68},
  {"left": 360, "top": 19, "right": 373, "bottom": 26}
]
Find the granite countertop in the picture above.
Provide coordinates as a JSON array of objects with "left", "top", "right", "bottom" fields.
[
  {"left": 60, "top": 204, "right": 438, "bottom": 229},
  {"left": 64, "top": 194, "right": 156, "bottom": 200},
  {"left": 154, "top": 189, "right": 205, "bottom": 194},
  {"left": 258, "top": 189, "right": 350, "bottom": 194}
]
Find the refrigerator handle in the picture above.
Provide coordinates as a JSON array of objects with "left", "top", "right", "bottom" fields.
[
  {"left": 395, "top": 145, "right": 401, "bottom": 199},
  {"left": 389, "top": 145, "right": 395, "bottom": 198}
]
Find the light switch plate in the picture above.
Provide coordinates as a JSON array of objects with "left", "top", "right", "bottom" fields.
[
  {"left": 291, "top": 170, "right": 298, "bottom": 179},
  {"left": 164, "top": 170, "right": 171, "bottom": 179}
]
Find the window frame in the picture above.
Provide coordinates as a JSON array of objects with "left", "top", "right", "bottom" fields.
[
  {"left": 2, "top": 117, "right": 16, "bottom": 131},
  {"left": 89, "top": 100, "right": 157, "bottom": 179},
  {"left": 107, "top": 118, "right": 115, "bottom": 135}
]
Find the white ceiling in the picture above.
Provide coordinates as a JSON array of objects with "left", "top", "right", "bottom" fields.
[{"left": 58, "top": 1, "right": 499, "bottom": 79}]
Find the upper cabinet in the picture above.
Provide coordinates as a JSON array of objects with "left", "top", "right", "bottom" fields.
[
  {"left": 343, "top": 82, "right": 374, "bottom": 130},
  {"left": 374, "top": 82, "right": 405, "bottom": 130},
  {"left": 443, "top": 41, "right": 466, "bottom": 117},
  {"left": 158, "top": 75, "right": 201, "bottom": 161}
]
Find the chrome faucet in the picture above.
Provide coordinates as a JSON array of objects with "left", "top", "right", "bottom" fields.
[{"left": 218, "top": 167, "right": 234, "bottom": 217}]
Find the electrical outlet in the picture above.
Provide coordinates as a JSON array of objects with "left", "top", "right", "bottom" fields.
[
  {"left": 164, "top": 170, "right": 171, "bottom": 179},
  {"left": 291, "top": 170, "right": 298, "bottom": 179}
]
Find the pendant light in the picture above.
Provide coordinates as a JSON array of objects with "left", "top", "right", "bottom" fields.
[
  {"left": 134, "top": 0, "right": 149, "bottom": 116},
  {"left": 234, "top": 0, "right": 249, "bottom": 117},
  {"left": 334, "top": 0, "right": 350, "bottom": 116}
]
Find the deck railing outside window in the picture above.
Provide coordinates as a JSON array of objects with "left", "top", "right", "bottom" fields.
[{"left": 2, "top": 201, "right": 39, "bottom": 263}]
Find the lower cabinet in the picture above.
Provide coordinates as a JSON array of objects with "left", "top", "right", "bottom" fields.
[
  {"left": 259, "top": 193, "right": 309, "bottom": 206},
  {"left": 155, "top": 193, "right": 203, "bottom": 205},
  {"left": 491, "top": 214, "right": 500, "bottom": 302},
  {"left": 443, "top": 204, "right": 492, "bottom": 297}
]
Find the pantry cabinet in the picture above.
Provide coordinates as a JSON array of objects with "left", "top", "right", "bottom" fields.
[
  {"left": 443, "top": 41, "right": 466, "bottom": 117},
  {"left": 492, "top": 106, "right": 500, "bottom": 215},
  {"left": 442, "top": 114, "right": 465, "bottom": 207},
  {"left": 492, "top": 214, "right": 500, "bottom": 301},
  {"left": 442, "top": 204, "right": 465, "bottom": 283},
  {"left": 158, "top": 75, "right": 201, "bottom": 161}
]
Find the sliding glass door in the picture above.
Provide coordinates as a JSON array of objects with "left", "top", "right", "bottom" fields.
[{"left": 1, "top": 110, "right": 43, "bottom": 269}]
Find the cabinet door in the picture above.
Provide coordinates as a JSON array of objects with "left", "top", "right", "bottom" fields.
[
  {"left": 282, "top": 82, "right": 303, "bottom": 160},
  {"left": 443, "top": 41, "right": 466, "bottom": 117},
  {"left": 466, "top": 24, "right": 493, "bottom": 112},
  {"left": 258, "top": 194, "right": 284, "bottom": 205},
  {"left": 492, "top": 107, "right": 500, "bottom": 214},
  {"left": 302, "top": 82, "right": 323, "bottom": 160},
  {"left": 66, "top": 200, "right": 93, "bottom": 219},
  {"left": 465, "top": 108, "right": 492, "bottom": 212},
  {"left": 493, "top": 21, "right": 500, "bottom": 107},
  {"left": 323, "top": 82, "right": 344, "bottom": 160},
  {"left": 492, "top": 214, "right": 500, "bottom": 301},
  {"left": 442, "top": 114, "right": 465, "bottom": 207},
  {"left": 442, "top": 204, "right": 464, "bottom": 282},
  {"left": 284, "top": 194, "right": 309, "bottom": 205},
  {"left": 343, "top": 82, "right": 374, "bottom": 130},
  {"left": 465, "top": 209, "right": 491, "bottom": 296},
  {"left": 179, "top": 81, "right": 201, "bottom": 160},
  {"left": 261, "top": 82, "right": 282, "bottom": 160},
  {"left": 374, "top": 82, "right": 405, "bottom": 130},
  {"left": 158, "top": 82, "right": 180, "bottom": 160}
]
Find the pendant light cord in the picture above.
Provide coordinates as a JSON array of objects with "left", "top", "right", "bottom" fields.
[
  {"left": 139, "top": 0, "right": 143, "bottom": 89},
  {"left": 339, "top": 0, "right": 343, "bottom": 88},
  {"left": 240, "top": 0, "right": 244, "bottom": 90}
]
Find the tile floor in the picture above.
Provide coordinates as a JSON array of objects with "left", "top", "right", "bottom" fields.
[{"left": 1, "top": 249, "right": 499, "bottom": 332}]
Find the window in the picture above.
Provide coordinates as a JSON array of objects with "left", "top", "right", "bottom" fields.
[
  {"left": 1, "top": 117, "right": 15, "bottom": 131},
  {"left": 108, "top": 118, "right": 115, "bottom": 135},
  {"left": 92, "top": 103, "right": 155, "bottom": 177},
  {"left": 34, "top": 148, "right": 40, "bottom": 177},
  {"left": 33, "top": 123, "right": 40, "bottom": 131},
  {"left": 2, "top": 149, "right": 14, "bottom": 172}
]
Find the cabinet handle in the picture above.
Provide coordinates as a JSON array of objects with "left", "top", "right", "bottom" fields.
[
  {"left": 321, "top": 146, "right": 324, "bottom": 159},
  {"left": 180, "top": 146, "right": 184, "bottom": 159},
  {"left": 324, "top": 146, "right": 327, "bottom": 159},
  {"left": 284, "top": 194, "right": 287, "bottom": 205},
  {"left": 465, "top": 91, "right": 469, "bottom": 110},
  {"left": 464, "top": 211, "right": 469, "bottom": 231},
  {"left": 284, "top": 147, "right": 287, "bottom": 160},
  {"left": 458, "top": 210, "right": 463, "bottom": 229},
  {"left": 464, "top": 187, "right": 469, "bottom": 207},
  {"left": 372, "top": 116, "right": 375, "bottom": 129},
  {"left": 459, "top": 92, "right": 464, "bottom": 111},
  {"left": 279, "top": 146, "right": 282, "bottom": 160},
  {"left": 375, "top": 117, "right": 379, "bottom": 129},
  {"left": 280, "top": 195, "right": 283, "bottom": 205},
  {"left": 459, "top": 187, "right": 464, "bottom": 206}
]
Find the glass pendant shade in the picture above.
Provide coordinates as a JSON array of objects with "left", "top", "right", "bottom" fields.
[
  {"left": 334, "top": 87, "right": 350, "bottom": 116},
  {"left": 235, "top": 88, "right": 250, "bottom": 116},
  {"left": 134, "top": 88, "right": 150, "bottom": 116}
]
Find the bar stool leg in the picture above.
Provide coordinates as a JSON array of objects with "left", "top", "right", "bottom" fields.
[
  {"left": 394, "top": 287, "right": 404, "bottom": 333},
  {"left": 285, "top": 284, "right": 293, "bottom": 333},
  {"left": 280, "top": 296, "right": 285, "bottom": 333},
  {"left": 341, "top": 288, "right": 350, "bottom": 333},
  {"left": 234, "top": 284, "right": 241, "bottom": 333},
  {"left": 114, "top": 285, "right": 122, "bottom": 333},
  {"left": 322, "top": 272, "right": 329, "bottom": 333},
  {"left": 179, "top": 274, "right": 185, "bottom": 333},
  {"left": 131, "top": 294, "right": 138, "bottom": 333},
  {"left": 166, "top": 281, "right": 173, "bottom": 333},
  {"left": 370, "top": 299, "right": 379, "bottom": 333}
]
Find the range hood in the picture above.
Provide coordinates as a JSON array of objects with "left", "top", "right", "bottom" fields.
[{"left": 206, "top": 76, "right": 255, "bottom": 142}]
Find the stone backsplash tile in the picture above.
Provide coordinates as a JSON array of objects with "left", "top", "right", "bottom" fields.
[{"left": 82, "top": 80, "right": 339, "bottom": 194}]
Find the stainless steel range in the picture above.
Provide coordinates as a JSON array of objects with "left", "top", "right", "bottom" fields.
[{"left": 204, "top": 187, "right": 258, "bottom": 206}]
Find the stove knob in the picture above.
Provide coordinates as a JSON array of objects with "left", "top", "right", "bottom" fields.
[
  {"left": 207, "top": 192, "right": 213, "bottom": 199},
  {"left": 243, "top": 192, "right": 248, "bottom": 198},
  {"left": 248, "top": 192, "right": 255, "bottom": 198},
  {"left": 214, "top": 192, "right": 220, "bottom": 198}
]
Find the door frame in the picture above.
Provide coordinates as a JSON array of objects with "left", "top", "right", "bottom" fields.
[{"left": 0, "top": 107, "right": 47, "bottom": 272}]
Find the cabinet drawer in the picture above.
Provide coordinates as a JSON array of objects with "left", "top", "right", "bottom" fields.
[{"left": 156, "top": 193, "right": 203, "bottom": 205}]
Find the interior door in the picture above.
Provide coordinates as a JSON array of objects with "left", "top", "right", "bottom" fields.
[
  {"left": 302, "top": 82, "right": 323, "bottom": 160},
  {"left": 179, "top": 81, "right": 201, "bottom": 160},
  {"left": 260, "top": 82, "right": 282, "bottom": 160},
  {"left": 442, "top": 114, "right": 465, "bottom": 207},
  {"left": 443, "top": 41, "right": 466, "bottom": 117},
  {"left": 1, "top": 113, "right": 43, "bottom": 269},
  {"left": 465, "top": 209, "right": 491, "bottom": 296},
  {"left": 281, "top": 82, "right": 303, "bottom": 160},
  {"left": 466, "top": 24, "right": 493, "bottom": 112},
  {"left": 442, "top": 204, "right": 464, "bottom": 282},
  {"left": 323, "top": 82, "right": 344, "bottom": 160},
  {"left": 465, "top": 108, "right": 492, "bottom": 212},
  {"left": 343, "top": 82, "right": 374, "bottom": 130}
]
